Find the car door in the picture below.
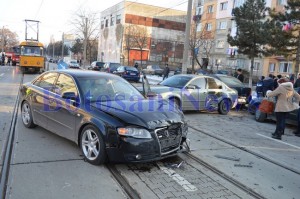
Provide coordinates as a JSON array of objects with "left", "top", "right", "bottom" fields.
[
  {"left": 47, "top": 73, "right": 79, "bottom": 141},
  {"left": 206, "top": 77, "right": 224, "bottom": 111},
  {"left": 115, "top": 66, "right": 124, "bottom": 76},
  {"left": 181, "top": 77, "right": 207, "bottom": 110},
  {"left": 31, "top": 72, "right": 59, "bottom": 129}
]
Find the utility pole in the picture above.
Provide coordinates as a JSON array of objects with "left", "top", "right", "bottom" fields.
[
  {"left": 83, "top": 17, "right": 88, "bottom": 69},
  {"left": 182, "top": 0, "right": 193, "bottom": 74},
  {"left": 61, "top": 32, "right": 64, "bottom": 59},
  {"left": 1, "top": 26, "right": 4, "bottom": 53}
]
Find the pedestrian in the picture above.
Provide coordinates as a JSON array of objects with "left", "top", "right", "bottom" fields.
[
  {"left": 163, "top": 64, "right": 170, "bottom": 80},
  {"left": 294, "top": 73, "right": 300, "bottom": 88},
  {"left": 256, "top": 76, "right": 265, "bottom": 97},
  {"left": 273, "top": 74, "right": 282, "bottom": 89},
  {"left": 7, "top": 56, "right": 11, "bottom": 66},
  {"left": 293, "top": 87, "right": 300, "bottom": 137},
  {"left": 266, "top": 77, "right": 300, "bottom": 140},
  {"left": 235, "top": 68, "right": 244, "bottom": 82},
  {"left": 134, "top": 62, "right": 138, "bottom": 69},
  {"left": 1, "top": 53, "right": 5, "bottom": 66},
  {"left": 262, "top": 74, "right": 274, "bottom": 97}
]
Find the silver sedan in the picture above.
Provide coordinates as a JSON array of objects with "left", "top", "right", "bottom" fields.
[{"left": 147, "top": 74, "right": 238, "bottom": 114}]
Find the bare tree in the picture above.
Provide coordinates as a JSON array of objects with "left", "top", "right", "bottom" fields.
[
  {"left": 124, "top": 24, "right": 149, "bottom": 67},
  {"left": 70, "top": 9, "right": 99, "bottom": 65},
  {"left": 189, "top": 24, "right": 215, "bottom": 72},
  {"left": 1, "top": 28, "right": 19, "bottom": 52}
]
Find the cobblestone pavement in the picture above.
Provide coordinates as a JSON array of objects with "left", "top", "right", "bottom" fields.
[{"left": 126, "top": 157, "right": 245, "bottom": 199}]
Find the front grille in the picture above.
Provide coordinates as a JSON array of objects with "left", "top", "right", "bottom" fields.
[{"left": 155, "top": 123, "right": 182, "bottom": 154}]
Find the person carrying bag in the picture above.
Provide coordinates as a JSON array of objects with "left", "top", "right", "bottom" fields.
[{"left": 266, "top": 78, "right": 300, "bottom": 140}]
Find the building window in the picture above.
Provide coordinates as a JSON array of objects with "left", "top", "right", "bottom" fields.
[
  {"left": 197, "top": 23, "right": 202, "bottom": 32},
  {"left": 279, "top": 62, "right": 292, "bottom": 73},
  {"left": 105, "top": 19, "right": 108, "bottom": 27},
  {"left": 110, "top": 16, "right": 114, "bottom": 26},
  {"left": 254, "top": 62, "right": 260, "bottom": 71},
  {"left": 220, "top": 2, "right": 228, "bottom": 10},
  {"left": 196, "top": 6, "right": 203, "bottom": 15},
  {"left": 234, "top": 0, "right": 244, "bottom": 8},
  {"left": 269, "top": 63, "right": 275, "bottom": 72},
  {"left": 216, "top": 40, "right": 225, "bottom": 48},
  {"left": 205, "top": 23, "right": 212, "bottom": 31},
  {"left": 218, "top": 21, "right": 227, "bottom": 29},
  {"left": 277, "top": 0, "right": 285, "bottom": 5},
  {"left": 116, "top": 14, "right": 121, "bottom": 24},
  {"left": 101, "top": 20, "right": 104, "bottom": 29},
  {"left": 207, "top": 5, "right": 213, "bottom": 13}
]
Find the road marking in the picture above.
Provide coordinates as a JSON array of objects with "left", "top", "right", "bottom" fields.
[
  {"left": 157, "top": 162, "right": 198, "bottom": 192},
  {"left": 257, "top": 133, "right": 300, "bottom": 149}
]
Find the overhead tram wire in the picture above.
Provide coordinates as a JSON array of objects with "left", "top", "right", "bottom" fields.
[
  {"left": 35, "top": 0, "right": 45, "bottom": 20},
  {"left": 144, "top": 0, "right": 188, "bottom": 18}
]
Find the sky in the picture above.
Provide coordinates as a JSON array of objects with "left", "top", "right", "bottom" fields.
[{"left": 0, "top": 0, "right": 188, "bottom": 45}]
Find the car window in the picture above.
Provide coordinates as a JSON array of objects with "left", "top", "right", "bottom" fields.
[
  {"left": 125, "top": 67, "right": 138, "bottom": 71},
  {"left": 33, "top": 72, "right": 58, "bottom": 90},
  {"left": 96, "top": 62, "right": 104, "bottom": 67},
  {"left": 117, "top": 66, "right": 124, "bottom": 71},
  {"left": 54, "top": 74, "right": 78, "bottom": 97},
  {"left": 160, "top": 75, "right": 193, "bottom": 89},
  {"left": 78, "top": 76, "right": 144, "bottom": 102},
  {"left": 187, "top": 77, "right": 206, "bottom": 89},
  {"left": 207, "top": 78, "right": 223, "bottom": 89}
]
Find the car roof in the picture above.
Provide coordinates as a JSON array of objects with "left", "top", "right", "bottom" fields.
[
  {"left": 174, "top": 74, "right": 213, "bottom": 79},
  {"left": 46, "top": 70, "right": 117, "bottom": 79}
]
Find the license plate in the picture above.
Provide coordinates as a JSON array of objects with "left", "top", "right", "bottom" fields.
[{"left": 130, "top": 73, "right": 135, "bottom": 75}]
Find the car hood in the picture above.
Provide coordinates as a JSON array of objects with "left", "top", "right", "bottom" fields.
[{"left": 91, "top": 100, "right": 184, "bottom": 129}]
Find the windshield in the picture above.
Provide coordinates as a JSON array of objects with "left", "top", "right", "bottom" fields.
[
  {"left": 218, "top": 76, "right": 243, "bottom": 87},
  {"left": 78, "top": 76, "right": 144, "bottom": 102},
  {"left": 152, "top": 65, "right": 161, "bottom": 69},
  {"left": 125, "top": 66, "right": 138, "bottom": 71},
  {"left": 21, "top": 46, "right": 43, "bottom": 56},
  {"left": 159, "top": 75, "right": 193, "bottom": 88},
  {"left": 70, "top": 61, "right": 77, "bottom": 64}
]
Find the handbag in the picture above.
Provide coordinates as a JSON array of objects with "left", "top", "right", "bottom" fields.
[{"left": 259, "top": 98, "right": 275, "bottom": 114}]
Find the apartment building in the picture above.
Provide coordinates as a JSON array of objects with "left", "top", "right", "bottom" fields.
[
  {"left": 98, "top": 1, "right": 187, "bottom": 67},
  {"left": 195, "top": 0, "right": 293, "bottom": 78}
]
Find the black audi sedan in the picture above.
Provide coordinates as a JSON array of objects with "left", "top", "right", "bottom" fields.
[{"left": 20, "top": 70, "right": 188, "bottom": 165}]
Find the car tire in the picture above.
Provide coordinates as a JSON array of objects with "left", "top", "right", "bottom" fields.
[
  {"left": 255, "top": 109, "right": 267, "bottom": 122},
  {"left": 21, "top": 101, "right": 37, "bottom": 128},
  {"left": 80, "top": 125, "right": 107, "bottom": 165},
  {"left": 218, "top": 99, "right": 231, "bottom": 115}
]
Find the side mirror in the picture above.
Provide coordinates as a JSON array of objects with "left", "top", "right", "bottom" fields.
[
  {"left": 219, "top": 85, "right": 223, "bottom": 89},
  {"left": 62, "top": 92, "right": 77, "bottom": 100}
]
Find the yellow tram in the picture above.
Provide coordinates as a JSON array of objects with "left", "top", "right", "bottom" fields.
[{"left": 19, "top": 41, "right": 45, "bottom": 73}]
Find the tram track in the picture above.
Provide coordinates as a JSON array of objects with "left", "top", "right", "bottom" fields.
[
  {"left": 180, "top": 152, "right": 267, "bottom": 199},
  {"left": 106, "top": 164, "right": 140, "bottom": 199},
  {"left": 0, "top": 74, "right": 24, "bottom": 198},
  {"left": 188, "top": 126, "right": 300, "bottom": 175}
]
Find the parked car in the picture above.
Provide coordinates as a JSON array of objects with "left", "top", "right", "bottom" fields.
[
  {"left": 88, "top": 61, "right": 105, "bottom": 71},
  {"left": 67, "top": 60, "right": 80, "bottom": 69},
  {"left": 144, "top": 74, "right": 238, "bottom": 114},
  {"left": 142, "top": 65, "right": 163, "bottom": 76},
  {"left": 209, "top": 74, "right": 252, "bottom": 104},
  {"left": 20, "top": 70, "right": 188, "bottom": 165},
  {"left": 174, "top": 68, "right": 193, "bottom": 75},
  {"left": 102, "top": 62, "right": 121, "bottom": 73},
  {"left": 114, "top": 66, "right": 140, "bottom": 82}
]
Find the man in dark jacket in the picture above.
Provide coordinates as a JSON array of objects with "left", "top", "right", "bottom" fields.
[
  {"left": 236, "top": 68, "right": 244, "bottom": 82},
  {"left": 262, "top": 74, "right": 274, "bottom": 97},
  {"left": 294, "top": 74, "right": 300, "bottom": 88},
  {"left": 163, "top": 64, "right": 170, "bottom": 80}
]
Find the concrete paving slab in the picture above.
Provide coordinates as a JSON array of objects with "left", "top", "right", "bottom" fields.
[{"left": 7, "top": 160, "right": 127, "bottom": 199}]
